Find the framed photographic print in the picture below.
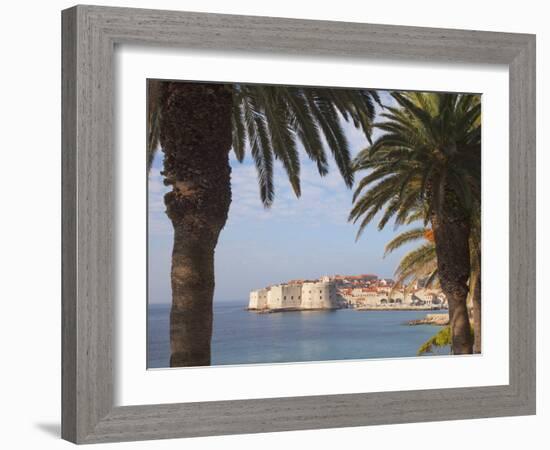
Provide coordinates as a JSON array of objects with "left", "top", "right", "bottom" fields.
[{"left": 61, "top": 5, "right": 536, "bottom": 444}]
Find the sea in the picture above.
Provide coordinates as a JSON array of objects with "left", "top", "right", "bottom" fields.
[{"left": 147, "top": 301, "right": 448, "bottom": 368}]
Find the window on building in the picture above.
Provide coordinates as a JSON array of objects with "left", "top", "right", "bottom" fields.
[
  {"left": 284, "top": 296, "right": 286, "bottom": 300},
  {"left": 291, "top": 296, "right": 293, "bottom": 300}
]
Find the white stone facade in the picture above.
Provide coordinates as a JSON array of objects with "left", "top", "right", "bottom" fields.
[
  {"left": 248, "top": 281, "right": 341, "bottom": 310},
  {"left": 248, "top": 288, "right": 268, "bottom": 309},
  {"left": 409, "top": 289, "right": 447, "bottom": 306},
  {"left": 301, "top": 281, "right": 340, "bottom": 309},
  {"left": 340, "top": 288, "right": 446, "bottom": 308},
  {"left": 266, "top": 284, "right": 302, "bottom": 309},
  {"left": 249, "top": 281, "right": 446, "bottom": 311}
]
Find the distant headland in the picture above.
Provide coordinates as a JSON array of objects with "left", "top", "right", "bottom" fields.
[{"left": 248, "top": 274, "right": 448, "bottom": 313}]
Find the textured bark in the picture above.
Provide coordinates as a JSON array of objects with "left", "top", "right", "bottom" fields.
[
  {"left": 158, "top": 82, "right": 233, "bottom": 367},
  {"left": 472, "top": 272, "right": 482, "bottom": 354},
  {"left": 431, "top": 212, "right": 473, "bottom": 355}
]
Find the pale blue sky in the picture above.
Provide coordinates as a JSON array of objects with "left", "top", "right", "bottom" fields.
[{"left": 147, "top": 90, "right": 419, "bottom": 304}]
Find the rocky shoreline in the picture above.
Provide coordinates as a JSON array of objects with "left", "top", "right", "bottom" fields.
[
  {"left": 247, "top": 306, "right": 448, "bottom": 315},
  {"left": 355, "top": 306, "right": 446, "bottom": 312},
  {"left": 407, "top": 313, "right": 449, "bottom": 326}
]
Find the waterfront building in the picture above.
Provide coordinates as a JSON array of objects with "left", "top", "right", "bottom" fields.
[
  {"left": 248, "top": 274, "right": 446, "bottom": 311},
  {"left": 248, "top": 288, "right": 268, "bottom": 309},
  {"left": 249, "top": 280, "right": 342, "bottom": 310},
  {"left": 300, "top": 281, "right": 340, "bottom": 309},
  {"left": 266, "top": 283, "right": 302, "bottom": 309}
]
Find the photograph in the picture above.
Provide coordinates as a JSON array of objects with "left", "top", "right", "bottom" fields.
[
  {"left": 146, "top": 80, "right": 481, "bottom": 368},
  {"left": 0, "top": 0, "right": 542, "bottom": 447}
]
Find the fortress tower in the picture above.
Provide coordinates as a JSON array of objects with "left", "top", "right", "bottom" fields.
[{"left": 248, "top": 280, "right": 341, "bottom": 310}]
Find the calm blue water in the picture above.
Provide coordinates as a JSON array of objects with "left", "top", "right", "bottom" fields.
[{"left": 147, "top": 302, "right": 447, "bottom": 368}]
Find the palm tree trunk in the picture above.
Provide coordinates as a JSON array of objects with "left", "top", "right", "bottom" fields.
[
  {"left": 431, "top": 213, "right": 473, "bottom": 354},
  {"left": 472, "top": 272, "right": 482, "bottom": 354},
  {"left": 159, "top": 82, "right": 233, "bottom": 367}
]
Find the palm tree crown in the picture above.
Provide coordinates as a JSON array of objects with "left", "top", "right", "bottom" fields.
[
  {"left": 148, "top": 82, "right": 380, "bottom": 207},
  {"left": 349, "top": 91, "right": 481, "bottom": 236}
]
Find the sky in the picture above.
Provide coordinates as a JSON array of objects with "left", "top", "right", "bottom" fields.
[{"left": 147, "top": 90, "right": 420, "bottom": 304}]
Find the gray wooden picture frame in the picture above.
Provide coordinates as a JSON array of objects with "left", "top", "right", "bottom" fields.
[{"left": 61, "top": 4, "right": 536, "bottom": 444}]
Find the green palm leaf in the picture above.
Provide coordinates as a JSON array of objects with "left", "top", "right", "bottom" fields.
[{"left": 147, "top": 82, "right": 379, "bottom": 206}]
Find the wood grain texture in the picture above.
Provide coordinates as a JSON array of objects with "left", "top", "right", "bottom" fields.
[
  {"left": 61, "top": 4, "right": 536, "bottom": 444},
  {"left": 61, "top": 7, "right": 77, "bottom": 443}
]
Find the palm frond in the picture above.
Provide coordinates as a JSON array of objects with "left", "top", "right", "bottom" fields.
[
  {"left": 241, "top": 92, "right": 275, "bottom": 206},
  {"left": 231, "top": 92, "right": 247, "bottom": 162},
  {"left": 384, "top": 228, "right": 427, "bottom": 255},
  {"left": 146, "top": 79, "right": 162, "bottom": 172},
  {"left": 232, "top": 84, "right": 380, "bottom": 206}
]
